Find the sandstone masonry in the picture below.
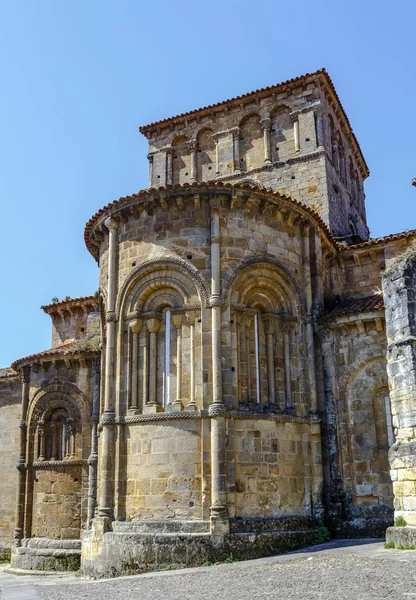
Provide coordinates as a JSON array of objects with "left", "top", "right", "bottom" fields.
[{"left": 1, "top": 69, "right": 415, "bottom": 576}]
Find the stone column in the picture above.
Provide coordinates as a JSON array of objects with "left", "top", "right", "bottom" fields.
[
  {"left": 292, "top": 114, "right": 300, "bottom": 152},
  {"left": 213, "top": 134, "right": 220, "bottom": 175},
  {"left": 283, "top": 324, "right": 292, "bottom": 411},
  {"left": 384, "top": 251, "right": 416, "bottom": 547},
  {"left": 245, "top": 315, "right": 253, "bottom": 402},
  {"left": 50, "top": 423, "right": 58, "bottom": 461},
  {"left": 87, "top": 357, "right": 100, "bottom": 528},
  {"left": 209, "top": 197, "right": 229, "bottom": 538},
  {"left": 147, "top": 153, "right": 154, "bottom": 188},
  {"left": 98, "top": 216, "right": 118, "bottom": 520},
  {"left": 165, "top": 146, "right": 174, "bottom": 185},
  {"left": 14, "top": 366, "right": 30, "bottom": 546},
  {"left": 231, "top": 128, "right": 241, "bottom": 173},
  {"left": 188, "top": 141, "right": 198, "bottom": 183},
  {"left": 260, "top": 118, "right": 272, "bottom": 165},
  {"left": 144, "top": 316, "right": 163, "bottom": 413},
  {"left": 264, "top": 317, "right": 276, "bottom": 404},
  {"left": 38, "top": 421, "right": 46, "bottom": 461},
  {"left": 187, "top": 313, "right": 197, "bottom": 410},
  {"left": 128, "top": 319, "right": 142, "bottom": 413},
  {"left": 303, "top": 224, "right": 318, "bottom": 413},
  {"left": 169, "top": 314, "right": 184, "bottom": 411},
  {"left": 68, "top": 419, "right": 76, "bottom": 458}
]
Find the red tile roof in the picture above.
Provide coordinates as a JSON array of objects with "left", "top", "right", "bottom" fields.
[
  {"left": 139, "top": 68, "right": 369, "bottom": 177},
  {"left": 0, "top": 368, "right": 18, "bottom": 380},
  {"left": 342, "top": 229, "right": 416, "bottom": 251},
  {"left": 322, "top": 293, "right": 384, "bottom": 321},
  {"left": 41, "top": 295, "right": 99, "bottom": 314},
  {"left": 11, "top": 340, "right": 100, "bottom": 371}
]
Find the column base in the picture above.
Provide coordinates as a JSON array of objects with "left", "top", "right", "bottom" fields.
[
  {"left": 185, "top": 402, "right": 198, "bottom": 412},
  {"left": 127, "top": 408, "right": 140, "bottom": 416},
  {"left": 143, "top": 403, "right": 164, "bottom": 414},
  {"left": 210, "top": 505, "right": 230, "bottom": 540},
  {"left": 166, "top": 400, "right": 184, "bottom": 413}
]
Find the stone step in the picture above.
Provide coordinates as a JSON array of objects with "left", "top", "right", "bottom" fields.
[{"left": 113, "top": 520, "right": 210, "bottom": 534}]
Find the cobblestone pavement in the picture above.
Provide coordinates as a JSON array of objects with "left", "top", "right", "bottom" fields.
[{"left": 1, "top": 540, "right": 416, "bottom": 600}]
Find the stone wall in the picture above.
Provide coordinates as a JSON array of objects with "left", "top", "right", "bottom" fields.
[
  {"left": 31, "top": 464, "right": 85, "bottom": 539},
  {"left": 383, "top": 245, "right": 416, "bottom": 545},
  {"left": 231, "top": 419, "right": 307, "bottom": 518},
  {"left": 319, "top": 315, "right": 393, "bottom": 536},
  {"left": 0, "top": 373, "right": 21, "bottom": 556},
  {"left": 124, "top": 419, "right": 207, "bottom": 521}
]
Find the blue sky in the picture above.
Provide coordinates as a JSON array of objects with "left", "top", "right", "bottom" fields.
[{"left": 0, "top": 0, "right": 415, "bottom": 367}]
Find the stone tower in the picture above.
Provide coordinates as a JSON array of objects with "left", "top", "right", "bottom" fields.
[{"left": 141, "top": 68, "right": 369, "bottom": 243}]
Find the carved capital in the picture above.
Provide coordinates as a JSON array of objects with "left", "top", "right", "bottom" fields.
[
  {"left": 262, "top": 316, "right": 276, "bottom": 335},
  {"left": 230, "top": 127, "right": 240, "bottom": 141},
  {"left": 106, "top": 311, "right": 117, "bottom": 323},
  {"left": 171, "top": 313, "right": 183, "bottom": 330},
  {"left": 147, "top": 317, "right": 161, "bottom": 333},
  {"left": 104, "top": 216, "right": 119, "bottom": 231},
  {"left": 187, "top": 140, "right": 198, "bottom": 153},
  {"left": 129, "top": 318, "right": 142, "bottom": 333},
  {"left": 21, "top": 366, "right": 30, "bottom": 384},
  {"left": 260, "top": 117, "right": 272, "bottom": 131}
]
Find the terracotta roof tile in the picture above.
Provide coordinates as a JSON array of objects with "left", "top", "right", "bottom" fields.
[
  {"left": 0, "top": 368, "right": 18, "bottom": 380},
  {"left": 41, "top": 295, "right": 99, "bottom": 314},
  {"left": 322, "top": 293, "right": 384, "bottom": 321},
  {"left": 11, "top": 340, "right": 100, "bottom": 372},
  {"left": 342, "top": 229, "right": 416, "bottom": 251}
]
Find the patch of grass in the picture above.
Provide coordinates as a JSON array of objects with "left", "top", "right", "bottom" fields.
[
  {"left": 165, "top": 565, "right": 177, "bottom": 571},
  {"left": 384, "top": 541, "right": 395, "bottom": 549},
  {"left": 397, "top": 544, "right": 405, "bottom": 550},
  {"left": 224, "top": 554, "right": 235, "bottom": 564},
  {"left": 408, "top": 545, "right": 415, "bottom": 550},
  {"left": 395, "top": 516, "right": 407, "bottom": 527},
  {"left": 202, "top": 561, "right": 213, "bottom": 567}
]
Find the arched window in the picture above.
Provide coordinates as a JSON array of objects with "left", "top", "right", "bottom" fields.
[
  {"left": 172, "top": 136, "right": 190, "bottom": 185},
  {"left": 196, "top": 128, "right": 215, "bottom": 182},
  {"left": 239, "top": 114, "right": 263, "bottom": 172},
  {"left": 37, "top": 408, "right": 76, "bottom": 461},
  {"left": 270, "top": 106, "right": 293, "bottom": 161}
]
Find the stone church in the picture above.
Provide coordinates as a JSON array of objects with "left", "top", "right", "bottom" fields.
[{"left": 1, "top": 69, "right": 415, "bottom": 577}]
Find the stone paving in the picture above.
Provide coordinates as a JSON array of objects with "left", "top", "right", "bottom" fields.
[{"left": 1, "top": 539, "right": 416, "bottom": 600}]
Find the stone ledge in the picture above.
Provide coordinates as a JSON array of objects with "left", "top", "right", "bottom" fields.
[{"left": 386, "top": 526, "right": 416, "bottom": 548}]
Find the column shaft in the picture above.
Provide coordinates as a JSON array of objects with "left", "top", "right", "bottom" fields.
[
  {"left": 98, "top": 216, "right": 118, "bottom": 519},
  {"left": 294, "top": 119, "right": 300, "bottom": 152},
  {"left": 166, "top": 149, "right": 173, "bottom": 185},
  {"left": 232, "top": 131, "right": 240, "bottom": 173},
  {"left": 14, "top": 368, "right": 30, "bottom": 545},
  {"left": 283, "top": 329, "right": 292, "bottom": 410},
  {"left": 266, "top": 329, "right": 276, "bottom": 404},
  {"left": 303, "top": 227, "right": 318, "bottom": 413}
]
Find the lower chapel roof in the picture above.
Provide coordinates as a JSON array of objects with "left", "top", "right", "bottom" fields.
[
  {"left": 10, "top": 340, "right": 100, "bottom": 373},
  {"left": 322, "top": 293, "right": 384, "bottom": 322}
]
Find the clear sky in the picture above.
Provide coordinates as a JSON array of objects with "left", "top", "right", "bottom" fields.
[{"left": 0, "top": 0, "right": 415, "bottom": 367}]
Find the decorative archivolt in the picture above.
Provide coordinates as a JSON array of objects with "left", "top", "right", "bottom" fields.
[
  {"left": 116, "top": 256, "right": 210, "bottom": 318},
  {"left": 28, "top": 389, "right": 83, "bottom": 431},
  {"left": 28, "top": 380, "right": 87, "bottom": 424},
  {"left": 341, "top": 355, "right": 386, "bottom": 394},
  {"left": 222, "top": 255, "right": 302, "bottom": 315}
]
